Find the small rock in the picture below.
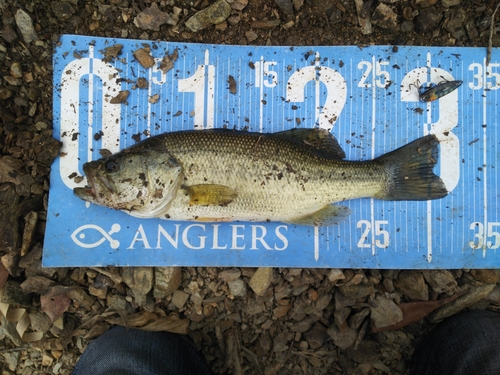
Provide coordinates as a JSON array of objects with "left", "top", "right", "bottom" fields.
[
  {"left": 1, "top": 280, "right": 32, "bottom": 307},
  {"left": 400, "top": 20, "right": 415, "bottom": 32},
  {"left": 29, "top": 311, "right": 52, "bottom": 333},
  {"left": 335, "top": 288, "right": 356, "bottom": 310},
  {"left": 464, "top": 19, "right": 479, "bottom": 40},
  {"left": 338, "top": 282, "right": 374, "bottom": 299},
  {"left": 415, "top": 6, "right": 443, "bottom": 33},
  {"left": 134, "top": 3, "right": 176, "bottom": 31},
  {"left": 109, "top": 90, "right": 130, "bottom": 104},
  {"left": 154, "top": 267, "right": 182, "bottom": 299},
  {"left": 231, "top": 0, "right": 248, "bottom": 11},
  {"left": 245, "top": 30, "right": 258, "bottom": 43},
  {"left": 327, "top": 269, "right": 345, "bottom": 284},
  {"left": 248, "top": 268, "right": 273, "bottom": 296},
  {"left": 10, "top": 62, "right": 22, "bottom": 78},
  {"left": 51, "top": 1, "right": 76, "bottom": 21},
  {"left": 89, "top": 283, "right": 108, "bottom": 300},
  {"left": 274, "top": 0, "right": 294, "bottom": 18},
  {"left": 394, "top": 271, "right": 428, "bottom": 300},
  {"left": 442, "top": 7, "right": 467, "bottom": 39},
  {"left": 251, "top": 19, "right": 280, "bottom": 29},
  {"left": 1, "top": 351, "right": 19, "bottom": 371},
  {"left": 2, "top": 25, "right": 18, "bottom": 44},
  {"left": 228, "top": 278, "right": 247, "bottom": 297},
  {"left": 422, "top": 270, "right": 458, "bottom": 294},
  {"left": 41, "top": 353, "right": 54, "bottom": 367},
  {"left": 133, "top": 48, "right": 155, "bottom": 68},
  {"left": 273, "top": 303, "right": 292, "bottom": 318},
  {"left": 371, "top": 3, "right": 398, "bottom": 30},
  {"left": 349, "top": 308, "right": 371, "bottom": 329},
  {"left": 185, "top": 0, "right": 232, "bottom": 32},
  {"left": 219, "top": 268, "right": 241, "bottom": 282},
  {"left": 441, "top": 0, "right": 460, "bottom": 6},
  {"left": 347, "top": 340, "right": 380, "bottom": 363},
  {"left": 430, "top": 284, "right": 496, "bottom": 322},
  {"left": 370, "top": 294, "right": 403, "bottom": 329},
  {"left": 327, "top": 324, "right": 358, "bottom": 349},
  {"left": 172, "top": 290, "right": 190, "bottom": 309},
  {"left": 0, "top": 88, "right": 13, "bottom": 100},
  {"left": 303, "top": 324, "right": 328, "bottom": 350},
  {"left": 334, "top": 307, "right": 351, "bottom": 327},
  {"left": 15, "top": 9, "right": 37, "bottom": 44}
]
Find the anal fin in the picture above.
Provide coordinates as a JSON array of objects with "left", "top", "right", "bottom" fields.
[
  {"left": 289, "top": 205, "right": 351, "bottom": 226},
  {"left": 185, "top": 184, "right": 237, "bottom": 206}
]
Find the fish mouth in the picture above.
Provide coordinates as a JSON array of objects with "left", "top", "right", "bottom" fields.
[{"left": 73, "top": 163, "right": 97, "bottom": 201}]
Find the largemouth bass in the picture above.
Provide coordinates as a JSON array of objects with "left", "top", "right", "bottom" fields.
[{"left": 74, "top": 128, "right": 448, "bottom": 226}]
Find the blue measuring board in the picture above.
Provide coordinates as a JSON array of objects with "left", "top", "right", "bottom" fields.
[{"left": 44, "top": 35, "right": 500, "bottom": 269}]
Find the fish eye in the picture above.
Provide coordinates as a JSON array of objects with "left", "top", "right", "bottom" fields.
[{"left": 105, "top": 160, "right": 120, "bottom": 172}]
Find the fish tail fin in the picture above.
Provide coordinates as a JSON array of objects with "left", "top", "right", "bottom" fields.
[{"left": 376, "top": 135, "right": 448, "bottom": 201}]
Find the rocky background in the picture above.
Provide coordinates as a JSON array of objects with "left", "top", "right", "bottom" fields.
[{"left": 1, "top": 0, "right": 500, "bottom": 374}]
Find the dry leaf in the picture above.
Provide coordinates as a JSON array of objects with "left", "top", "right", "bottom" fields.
[{"left": 40, "top": 290, "right": 72, "bottom": 323}]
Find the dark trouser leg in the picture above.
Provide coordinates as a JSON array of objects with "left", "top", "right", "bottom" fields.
[
  {"left": 72, "top": 326, "right": 214, "bottom": 375},
  {"left": 411, "top": 309, "right": 500, "bottom": 375}
]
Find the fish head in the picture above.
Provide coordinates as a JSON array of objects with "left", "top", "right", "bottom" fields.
[{"left": 74, "top": 146, "right": 183, "bottom": 218}]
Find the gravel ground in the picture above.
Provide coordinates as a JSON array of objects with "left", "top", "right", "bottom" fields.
[{"left": 1, "top": 0, "right": 500, "bottom": 374}]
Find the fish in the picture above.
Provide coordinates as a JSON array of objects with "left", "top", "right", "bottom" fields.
[
  {"left": 73, "top": 128, "right": 448, "bottom": 226},
  {"left": 418, "top": 80, "right": 463, "bottom": 102}
]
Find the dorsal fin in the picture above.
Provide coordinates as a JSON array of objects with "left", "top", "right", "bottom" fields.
[{"left": 274, "top": 128, "right": 346, "bottom": 159}]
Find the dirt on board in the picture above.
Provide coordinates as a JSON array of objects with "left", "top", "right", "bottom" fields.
[{"left": 1, "top": 0, "right": 500, "bottom": 374}]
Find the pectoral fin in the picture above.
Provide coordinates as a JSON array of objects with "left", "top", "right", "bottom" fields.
[
  {"left": 289, "top": 205, "right": 351, "bottom": 226},
  {"left": 185, "top": 184, "right": 237, "bottom": 206}
]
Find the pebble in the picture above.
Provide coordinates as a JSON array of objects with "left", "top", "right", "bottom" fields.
[
  {"left": 133, "top": 48, "right": 155, "bottom": 68},
  {"left": 248, "top": 267, "right": 273, "bottom": 296},
  {"left": 338, "top": 282, "right": 374, "bottom": 299},
  {"left": 245, "top": 30, "right": 258, "bottom": 43},
  {"left": 15, "top": 9, "right": 37, "bottom": 44},
  {"left": 219, "top": 268, "right": 241, "bottom": 282},
  {"left": 172, "top": 290, "right": 190, "bottom": 309},
  {"left": 422, "top": 270, "right": 458, "bottom": 294},
  {"left": 443, "top": 7, "right": 467, "bottom": 39},
  {"left": 51, "top": 1, "right": 76, "bottom": 21},
  {"left": 154, "top": 267, "right": 182, "bottom": 299},
  {"left": 10, "top": 62, "right": 22, "bottom": 78},
  {"left": 394, "top": 271, "right": 428, "bottom": 301},
  {"left": 228, "top": 278, "right": 247, "bottom": 297},
  {"left": 327, "top": 269, "right": 345, "bottom": 284},
  {"left": 134, "top": 3, "right": 177, "bottom": 31},
  {"left": 369, "top": 294, "right": 403, "bottom": 329},
  {"left": 415, "top": 6, "right": 443, "bottom": 33},
  {"left": 274, "top": 0, "right": 294, "bottom": 18},
  {"left": 231, "top": 0, "right": 248, "bottom": 11},
  {"left": 327, "top": 324, "right": 358, "bottom": 349},
  {"left": 185, "top": 0, "right": 232, "bottom": 32},
  {"left": 371, "top": 3, "right": 398, "bottom": 30},
  {"left": 442, "top": 0, "right": 460, "bottom": 7}
]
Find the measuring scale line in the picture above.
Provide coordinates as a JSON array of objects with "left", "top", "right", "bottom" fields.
[
  {"left": 482, "top": 57, "right": 488, "bottom": 258},
  {"left": 370, "top": 54, "right": 376, "bottom": 256}
]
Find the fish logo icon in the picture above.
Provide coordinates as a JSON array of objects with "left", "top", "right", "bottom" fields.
[{"left": 71, "top": 224, "right": 121, "bottom": 249}]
